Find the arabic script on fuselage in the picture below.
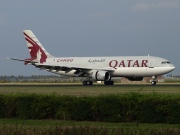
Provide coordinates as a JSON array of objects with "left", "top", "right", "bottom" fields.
[{"left": 88, "top": 59, "right": 105, "bottom": 64}]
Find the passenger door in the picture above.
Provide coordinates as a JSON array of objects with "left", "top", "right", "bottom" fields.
[{"left": 149, "top": 59, "right": 155, "bottom": 68}]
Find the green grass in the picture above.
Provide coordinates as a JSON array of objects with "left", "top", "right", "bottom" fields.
[
  {"left": 1, "top": 118, "right": 180, "bottom": 128},
  {"left": 0, "top": 119, "right": 180, "bottom": 135},
  {"left": 0, "top": 84, "right": 180, "bottom": 96}
]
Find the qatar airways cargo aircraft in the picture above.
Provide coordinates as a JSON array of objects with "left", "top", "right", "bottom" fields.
[{"left": 8, "top": 30, "right": 175, "bottom": 85}]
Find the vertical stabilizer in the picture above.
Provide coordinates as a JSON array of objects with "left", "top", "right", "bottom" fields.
[{"left": 23, "top": 30, "right": 53, "bottom": 63}]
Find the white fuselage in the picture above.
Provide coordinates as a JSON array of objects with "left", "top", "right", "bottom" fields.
[{"left": 44, "top": 56, "right": 175, "bottom": 78}]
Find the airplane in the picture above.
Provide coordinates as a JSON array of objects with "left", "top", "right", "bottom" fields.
[{"left": 8, "top": 30, "right": 175, "bottom": 85}]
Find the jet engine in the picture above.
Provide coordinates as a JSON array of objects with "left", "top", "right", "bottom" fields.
[
  {"left": 126, "top": 77, "right": 143, "bottom": 81},
  {"left": 91, "top": 70, "right": 111, "bottom": 81}
]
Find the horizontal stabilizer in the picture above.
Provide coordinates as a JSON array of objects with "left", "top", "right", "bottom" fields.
[
  {"left": 6, "top": 57, "right": 26, "bottom": 61},
  {"left": 7, "top": 57, "right": 38, "bottom": 65}
]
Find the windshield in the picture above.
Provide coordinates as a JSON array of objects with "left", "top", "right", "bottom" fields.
[{"left": 161, "top": 61, "right": 170, "bottom": 64}]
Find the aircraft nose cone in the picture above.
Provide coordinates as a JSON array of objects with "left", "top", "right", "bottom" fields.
[{"left": 169, "top": 64, "right": 175, "bottom": 71}]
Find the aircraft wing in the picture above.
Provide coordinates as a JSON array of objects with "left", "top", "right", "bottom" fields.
[
  {"left": 7, "top": 57, "right": 115, "bottom": 77},
  {"left": 35, "top": 63, "right": 115, "bottom": 71},
  {"left": 35, "top": 63, "right": 115, "bottom": 77}
]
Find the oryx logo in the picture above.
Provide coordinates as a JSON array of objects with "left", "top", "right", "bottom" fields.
[{"left": 24, "top": 32, "right": 47, "bottom": 63}]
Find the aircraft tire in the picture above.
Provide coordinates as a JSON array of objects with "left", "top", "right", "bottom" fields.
[
  {"left": 89, "top": 81, "right": 93, "bottom": 85},
  {"left": 83, "top": 81, "right": 93, "bottom": 85},
  {"left": 104, "top": 81, "right": 114, "bottom": 85},
  {"left": 83, "top": 81, "right": 87, "bottom": 85},
  {"left": 151, "top": 81, "right": 156, "bottom": 85},
  {"left": 110, "top": 81, "right": 114, "bottom": 85}
]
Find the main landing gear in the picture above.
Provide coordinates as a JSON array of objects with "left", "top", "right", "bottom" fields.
[
  {"left": 82, "top": 80, "right": 114, "bottom": 85},
  {"left": 104, "top": 81, "right": 114, "bottom": 85},
  {"left": 83, "top": 81, "right": 93, "bottom": 85},
  {"left": 151, "top": 76, "right": 157, "bottom": 85}
]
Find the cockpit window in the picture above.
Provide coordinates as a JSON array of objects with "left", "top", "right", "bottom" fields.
[{"left": 161, "top": 61, "right": 170, "bottom": 64}]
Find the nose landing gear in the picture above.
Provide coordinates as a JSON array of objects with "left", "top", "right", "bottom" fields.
[
  {"left": 151, "top": 81, "right": 156, "bottom": 85},
  {"left": 151, "top": 76, "right": 157, "bottom": 85}
]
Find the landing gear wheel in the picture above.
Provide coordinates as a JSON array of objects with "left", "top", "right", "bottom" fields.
[
  {"left": 83, "top": 81, "right": 93, "bottom": 85},
  {"left": 104, "top": 81, "right": 114, "bottom": 85},
  {"left": 83, "top": 81, "right": 87, "bottom": 85},
  {"left": 89, "top": 81, "right": 93, "bottom": 85},
  {"left": 151, "top": 81, "right": 156, "bottom": 85}
]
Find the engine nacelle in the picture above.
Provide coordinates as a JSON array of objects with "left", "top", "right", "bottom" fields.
[
  {"left": 91, "top": 70, "right": 111, "bottom": 81},
  {"left": 126, "top": 77, "right": 143, "bottom": 81}
]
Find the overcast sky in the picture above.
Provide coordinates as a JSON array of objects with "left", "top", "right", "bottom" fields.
[{"left": 0, "top": 0, "right": 179, "bottom": 76}]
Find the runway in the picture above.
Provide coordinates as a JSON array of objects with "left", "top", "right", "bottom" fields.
[{"left": 0, "top": 83, "right": 180, "bottom": 87}]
